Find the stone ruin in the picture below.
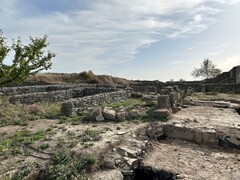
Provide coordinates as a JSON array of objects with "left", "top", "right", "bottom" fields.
[
  {"left": 0, "top": 84, "right": 132, "bottom": 117},
  {"left": 0, "top": 79, "right": 239, "bottom": 180}
]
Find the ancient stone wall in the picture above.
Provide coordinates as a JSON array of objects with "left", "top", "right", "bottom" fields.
[
  {"left": 206, "top": 65, "right": 240, "bottom": 84},
  {"left": 130, "top": 80, "right": 240, "bottom": 93},
  {"left": 205, "top": 83, "right": 240, "bottom": 93},
  {"left": 0, "top": 85, "right": 81, "bottom": 96},
  {"left": 9, "top": 86, "right": 117, "bottom": 104},
  {"left": 61, "top": 90, "right": 131, "bottom": 116},
  {"left": 130, "top": 81, "right": 202, "bottom": 93},
  {"left": 9, "top": 89, "right": 74, "bottom": 104},
  {"left": 130, "top": 81, "right": 165, "bottom": 93}
]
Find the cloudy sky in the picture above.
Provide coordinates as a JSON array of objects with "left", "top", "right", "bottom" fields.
[{"left": 1, "top": 0, "right": 240, "bottom": 81}]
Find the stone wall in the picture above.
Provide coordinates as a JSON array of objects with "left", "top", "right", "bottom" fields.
[
  {"left": 206, "top": 65, "right": 240, "bottom": 84},
  {"left": 205, "top": 83, "right": 240, "bottom": 94},
  {"left": 61, "top": 90, "right": 132, "bottom": 116},
  {"left": 130, "top": 81, "right": 165, "bottom": 93},
  {"left": 9, "top": 86, "right": 117, "bottom": 104},
  {"left": 0, "top": 85, "right": 79, "bottom": 96},
  {"left": 130, "top": 80, "right": 240, "bottom": 94},
  {"left": 130, "top": 81, "right": 202, "bottom": 93},
  {"left": 0, "top": 84, "right": 116, "bottom": 96}
]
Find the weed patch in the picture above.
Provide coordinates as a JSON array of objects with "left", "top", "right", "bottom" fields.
[
  {"left": 0, "top": 97, "right": 61, "bottom": 127},
  {"left": 0, "top": 129, "right": 45, "bottom": 154},
  {"left": 110, "top": 98, "right": 145, "bottom": 109},
  {"left": 42, "top": 150, "right": 96, "bottom": 180},
  {"left": 80, "top": 129, "right": 104, "bottom": 142}
]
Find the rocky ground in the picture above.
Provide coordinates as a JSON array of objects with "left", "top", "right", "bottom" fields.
[{"left": 0, "top": 93, "right": 239, "bottom": 179}]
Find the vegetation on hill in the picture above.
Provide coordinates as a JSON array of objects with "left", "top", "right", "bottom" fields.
[{"left": 26, "top": 70, "right": 130, "bottom": 86}]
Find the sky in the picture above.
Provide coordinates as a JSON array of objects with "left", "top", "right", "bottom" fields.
[{"left": 1, "top": 0, "right": 240, "bottom": 81}]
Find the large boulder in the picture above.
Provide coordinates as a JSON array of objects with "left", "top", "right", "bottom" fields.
[
  {"left": 87, "top": 107, "right": 103, "bottom": 121},
  {"left": 102, "top": 107, "right": 116, "bottom": 120}
]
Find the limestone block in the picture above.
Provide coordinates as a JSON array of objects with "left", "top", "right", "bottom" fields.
[{"left": 103, "top": 108, "right": 116, "bottom": 120}]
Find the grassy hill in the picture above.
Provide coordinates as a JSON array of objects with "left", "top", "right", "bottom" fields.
[{"left": 26, "top": 71, "right": 130, "bottom": 86}]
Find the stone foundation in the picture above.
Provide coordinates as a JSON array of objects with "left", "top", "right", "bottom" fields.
[{"left": 61, "top": 90, "right": 132, "bottom": 116}]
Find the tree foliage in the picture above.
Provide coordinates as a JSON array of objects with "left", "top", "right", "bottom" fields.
[
  {"left": 0, "top": 30, "right": 56, "bottom": 86},
  {"left": 191, "top": 59, "right": 222, "bottom": 79}
]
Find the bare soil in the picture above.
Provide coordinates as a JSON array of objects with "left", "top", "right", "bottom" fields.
[{"left": 0, "top": 93, "right": 239, "bottom": 179}]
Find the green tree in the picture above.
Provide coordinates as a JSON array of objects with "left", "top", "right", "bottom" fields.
[
  {"left": 0, "top": 30, "right": 56, "bottom": 86},
  {"left": 191, "top": 59, "right": 222, "bottom": 79}
]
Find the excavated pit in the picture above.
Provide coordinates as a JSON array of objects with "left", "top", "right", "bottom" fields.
[{"left": 132, "top": 166, "right": 176, "bottom": 180}]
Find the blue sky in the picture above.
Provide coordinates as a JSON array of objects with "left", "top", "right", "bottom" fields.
[{"left": 1, "top": 0, "right": 240, "bottom": 81}]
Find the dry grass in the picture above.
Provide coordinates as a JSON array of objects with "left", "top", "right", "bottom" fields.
[
  {"left": 26, "top": 71, "right": 130, "bottom": 86},
  {"left": 0, "top": 97, "right": 61, "bottom": 127}
]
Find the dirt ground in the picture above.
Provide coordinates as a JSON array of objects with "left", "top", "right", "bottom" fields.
[
  {"left": 0, "top": 93, "right": 239, "bottom": 179},
  {"left": 144, "top": 139, "right": 240, "bottom": 180},
  {"left": 143, "top": 101, "right": 240, "bottom": 180}
]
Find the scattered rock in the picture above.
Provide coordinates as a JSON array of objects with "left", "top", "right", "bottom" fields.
[
  {"left": 96, "top": 113, "right": 105, "bottom": 121},
  {"left": 146, "top": 123, "right": 164, "bottom": 140},
  {"left": 123, "top": 157, "right": 139, "bottom": 169},
  {"left": 103, "top": 108, "right": 116, "bottom": 120},
  {"left": 117, "top": 147, "right": 139, "bottom": 158},
  {"left": 116, "top": 111, "right": 126, "bottom": 121},
  {"left": 182, "top": 105, "right": 189, "bottom": 108},
  {"left": 103, "top": 156, "right": 116, "bottom": 169},
  {"left": 129, "top": 109, "right": 140, "bottom": 118},
  {"left": 87, "top": 107, "right": 102, "bottom": 121},
  {"left": 117, "top": 131, "right": 128, "bottom": 135}
]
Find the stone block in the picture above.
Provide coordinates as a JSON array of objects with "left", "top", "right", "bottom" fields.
[{"left": 157, "top": 95, "right": 171, "bottom": 109}]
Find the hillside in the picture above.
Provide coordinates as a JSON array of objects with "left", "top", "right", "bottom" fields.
[{"left": 25, "top": 71, "right": 130, "bottom": 86}]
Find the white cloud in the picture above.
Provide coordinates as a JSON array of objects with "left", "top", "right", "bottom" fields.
[
  {"left": 218, "top": 55, "right": 240, "bottom": 71},
  {"left": 193, "top": 14, "right": 203, "bottom": 23},
  {"left": 0, "top": 0, "right": 239, "bottom": 72}
]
